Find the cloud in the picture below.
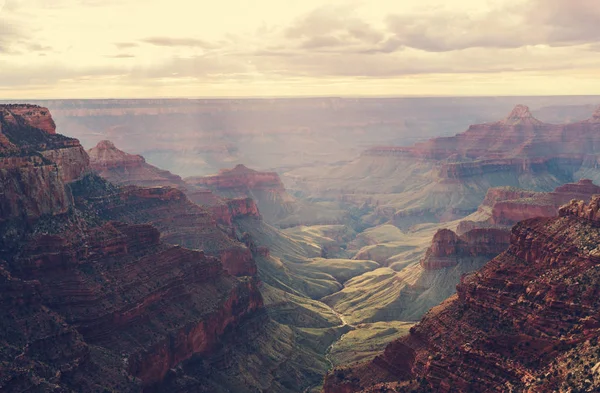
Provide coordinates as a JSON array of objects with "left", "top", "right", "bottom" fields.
[
  {"left": 114, "top": 42, "right": 138, "bottom": 49},
  {"left": 26, "top": 42, "right": 52, "bottom": 52},
  {"left": 384, "top": 0, "right": 600, "bottom": 52},
  {"left": 0, "top": 62, "right": 124, "bottom": 87},
  {"left": 106, "top": 53, "right": 135, "bottom": 58},
  {"left": 141, "top": 37, "right": 216, "bottom": 48},
  {"left": 283, "top": 5, "right": 393, "bottom": 54},
  {"left": 0, "top": 13, "right": 24, "bottom": 54},
  {"left": 1, "top": 0, "right": 599, "bottom": 96}
]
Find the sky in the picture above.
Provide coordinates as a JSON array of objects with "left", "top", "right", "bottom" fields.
[{"left": 1, "top": 0, "right": 599, "bottom": 98}]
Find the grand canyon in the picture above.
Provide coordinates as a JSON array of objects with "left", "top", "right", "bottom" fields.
[
  {"left": 1, "top": 97, "right": 600, "bottom": 393},
  {"left": 4, "top": 1, "right": 600, "bottom": 390}
]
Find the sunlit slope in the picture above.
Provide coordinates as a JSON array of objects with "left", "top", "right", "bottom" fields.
[
  {"left": 328, "top": 321, "right": 414, "bottom": 367},
  {"left": 234, "top": 217, "right": 380, "bottom": 299},
  {"left": 320, "top": 217, "right": 495, "bottom": 323}
]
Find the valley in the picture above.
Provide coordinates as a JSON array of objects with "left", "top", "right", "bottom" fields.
[{"left": 1, "top": 99, "right": 600, "bottom": 392}]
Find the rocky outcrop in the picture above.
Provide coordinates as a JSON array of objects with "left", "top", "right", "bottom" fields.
[
  {"left": 323, "top": 105, "right": 600, "bottom": 228},
  {"left": 209, "top": 197, "right": 261, "bottom": 226},
  {"left": 1, "top": 104, "right": 57, "bottom": 134},
  {"left": 9, "top": 219, "right": 263, "bottom": 390},
  {"left": 462, "top": 179, "right": 600, "bottom": 229},
  {"left": 558, "top": 194, "right": 600, "bottom": 221},
  {"left": 0, "top": 104, "right": 89, "bottom": 222},
  {"left": 87, "top": 141, "right": 262, "bottom": 228},
  {"left": 188, "top": 164, "right": 284, "bottom": 190},
  {"left": 324, "top": 198, "right": 600, "bottom": 392},
  {"left": 88, "top": 140, "right": 187, "bottom": 189},
  {"left": 186, "top": 164, "right": 296, "bottom": 224},
  {"left": 364, "top": 105, "right": 560, "bottom": 161},
  {"left": 420, "top": 228, "right": 510, "bottom": 270}
]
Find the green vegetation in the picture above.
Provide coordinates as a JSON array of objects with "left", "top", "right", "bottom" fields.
[{"left": 329, "top": 321, "right": 414, "bottom": 366}]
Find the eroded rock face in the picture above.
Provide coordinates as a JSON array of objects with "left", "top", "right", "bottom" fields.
[
  {"left": 186, "top": 164, "right": 295, "bottom": 223},
  {"left": 2, "top": 104, "right": 57, "bottom": 134},
  {"left": 0, "top": 104, "right": 89, "bottom": 222},
  {"left": 72, "top": 178, "right": 259, "bottom": 277},
  {"left": 188, "top": 164, "right": 284, "bottom": 190},
  {"left": 364, "top": 105, "right": 558, "bottom": 161},
  {"left": 324, "top": 199, "right": 600, "bottom": 392},
  {"left": 420, "top": 228, "right": 510, "bottom": 270},
  {"left": 88, "top": 140, "right": 187, "bottom": 189},
  {"left": 463, "top": 179, "right": 600, "bottom": 229},
  {"left": 9, "top": 219, "right": 263, "bottom": 390},
  {"left": 209, "top": 197, "right": 261, "bottom": 226}
]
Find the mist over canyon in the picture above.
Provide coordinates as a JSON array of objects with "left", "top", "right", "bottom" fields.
[{"left": 1, "top": 98, "right": 600, "bottom": 393}]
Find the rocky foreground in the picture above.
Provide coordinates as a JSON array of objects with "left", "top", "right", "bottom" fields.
[{"left": 324, "top": 197, "right": 600, "bottom": 392}]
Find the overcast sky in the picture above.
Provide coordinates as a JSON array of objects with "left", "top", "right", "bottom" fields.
[{"left": 1, "top": 0, "right": 599, "bottom": 98}]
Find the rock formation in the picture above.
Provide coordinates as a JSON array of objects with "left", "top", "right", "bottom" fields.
[
  {"left": 458, "top": 179, "right": 600, "bottom": 233},
  {"left": 420, "top": 228, "right": 510, "bottom": 270},
  {"left": 291, "top": 105, "right": 600, "bottom": 228},
  {"left": 186, "top": 164, "right": 296, "bottom": 223},
  {"left": 324, "top": 198, "right": 600, "bottom": 392},
  {"left": 0, "top": 104, "right": 89, "bottom": 222},
  {"left": 88, "top": 140, "right": 187, "bottom": 189}
]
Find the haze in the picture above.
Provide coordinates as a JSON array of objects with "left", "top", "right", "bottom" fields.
[{"left": 1, "top": 0, "right": 600, "bottom": 98}]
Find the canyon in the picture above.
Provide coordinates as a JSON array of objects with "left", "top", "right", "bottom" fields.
[
  {"left": 3, "top": 99, "right": 600, "bottom": 393},
  {"left": 0, "top": 105, "right": 360, "bottom": 392}
]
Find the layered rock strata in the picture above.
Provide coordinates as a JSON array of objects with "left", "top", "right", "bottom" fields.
[
  {"left": 88, "top": 140, "right": 187, "bottom": 189},
  {"left": 420, "top": 228, "right": 510, "bottom": 270}
]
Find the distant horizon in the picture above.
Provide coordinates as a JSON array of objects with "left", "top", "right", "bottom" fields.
[{"left": 2, "top": 94, "right": 600, "bottom": 101}]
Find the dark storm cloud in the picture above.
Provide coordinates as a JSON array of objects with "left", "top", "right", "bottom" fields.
[{"left": 141, "top": 37, "right": 216, "bottom": 48}]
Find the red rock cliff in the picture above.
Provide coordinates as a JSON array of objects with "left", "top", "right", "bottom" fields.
[
  {"left": 474, "top": 179, "right": 600, "bottom": 227},
  {"left": 420, "top": 228, "right": 510, "bottom": 270},
  {"left": 9, "top": 219, "right": 263, "bottom": 390},
  {"left": 0, "top": 104, "right": 89, "bottom": 221},
  {"left": 73, "top": 178, "right": 258, "bottom": 277}
]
